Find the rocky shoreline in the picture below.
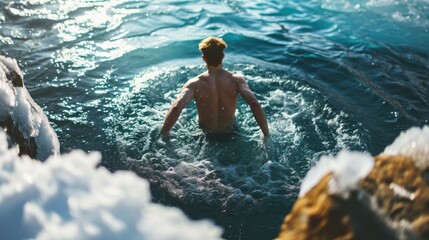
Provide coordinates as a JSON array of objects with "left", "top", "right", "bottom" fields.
[{"left": 277, "top": 127, "right": 429, "bottom": 240}]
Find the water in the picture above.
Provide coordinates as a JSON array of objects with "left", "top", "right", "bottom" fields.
[{"left": 1, "top": 0, "right": 428, "bottom": 239}]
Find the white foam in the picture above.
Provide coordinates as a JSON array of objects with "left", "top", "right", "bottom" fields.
[
  {"left": 383, "top": 126, "right": 429, "bottom": 169},
  {"left": 321, "top": 0, "right": 363, "bottom": 12},
  {"left": 0, "top": 131, "right": 222, "bottom": 240},
  {"left": 299, "top": 150, "right": 374, "bottom": 198}
]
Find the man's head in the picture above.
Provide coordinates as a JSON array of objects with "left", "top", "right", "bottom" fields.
[{"left": 199, "top": 37, "right": 227, "bottom": 67}]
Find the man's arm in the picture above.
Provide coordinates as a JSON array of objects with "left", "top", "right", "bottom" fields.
[
  {"left": 237, "top": 76, "right": 269, "bottom": 137},
  {"left": 160, "top": 82, "right": 194, "bottom": 137}
]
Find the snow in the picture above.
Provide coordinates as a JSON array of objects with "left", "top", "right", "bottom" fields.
[
  {"left": 0, "top": 56, "right": 23, "bottom": 80},
  {"left": 299, "top": 150, "right": 374, "bottom": 198},
  {"left": 12, "top": 87, "right": 43, "bottom": 138},
  {"left": 0, "top": 131, "right": 223, "bottom": 240},
  {"left": 384, "top": 126, "right": 429, "bottom": 169},
  {"left": 0, "top": 60, "right": 15, "bottom": 121},
  {"left": 299, "top": 126, "right": 429, "bottom": 198},
  {"left": 0, "top": 55, "right": 60, "bottom": 160}
]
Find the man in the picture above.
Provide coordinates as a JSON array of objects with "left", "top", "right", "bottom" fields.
[{"left": 160, "top": 36, "right": 269, "bottom": 139}]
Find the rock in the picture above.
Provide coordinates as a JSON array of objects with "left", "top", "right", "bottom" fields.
[
  {"left": 276, "top": 126, "right": 429, "bottom": 240},
  {"left": 276, "top": 174, "right": 354, "bottom": 240},
  {"left": 360, "top": 154, "right": 429, "bottom": 240},
  {"left": 0, "top": 55, "right": 60, "bottom": 160},
  {"left": 276, "top": 171, "right": 405, "bottom": 240}
]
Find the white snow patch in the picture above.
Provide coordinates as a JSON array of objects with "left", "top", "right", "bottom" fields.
[
  {"left": 0, "top": 55, "right": 60, "bottom": 160},
  {"left": 0, "top": 56, "right": 23, "bottom": 80},
  {"left": 0, "top": 76, "right": 14, "bottom": 121},
  {"left": 0, "top": 131, "right": 223, "bottom": 240},
  {"left": 299, "top": 150, "right": 373, "bottom": 198},
  {"left": 0, "top": 59, "right": 15, "bottom": 121},
  {"left": 12, "top": 88, "right": 43, "bottom": 138},
  {"left": 384, "top": 126, "right": 429, "bottom": 169}
]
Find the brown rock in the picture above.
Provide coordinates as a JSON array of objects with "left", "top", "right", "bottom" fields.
[
  {"left": 276, "top": 154, "right": 429, "bottom": 240},
  {"left": 359, "top": 154, "right": 429, "bottom": 239},
  {"left": 276, "top": 174, "right": 354, "bottom": 240}
]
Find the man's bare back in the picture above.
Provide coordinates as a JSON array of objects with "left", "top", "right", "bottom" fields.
[
  {"left": 160, "top": 36, "right": 269, "bottom": 138},
  {"left": 192, "top": 69, "right": 239, "bottom": 133}
]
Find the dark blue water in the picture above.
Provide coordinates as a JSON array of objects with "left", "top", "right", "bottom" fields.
[{"left": 1, "top": 0, "right": 428, "bottom": 239}]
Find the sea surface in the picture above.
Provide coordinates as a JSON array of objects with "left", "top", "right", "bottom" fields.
[{"left": 1, "top": 0, "right": 428, "bottom": 239}]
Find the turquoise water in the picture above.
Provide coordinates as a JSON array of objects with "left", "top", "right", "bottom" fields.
[{"left": 1, "top": 0, "right": 428, "bottom": 239}]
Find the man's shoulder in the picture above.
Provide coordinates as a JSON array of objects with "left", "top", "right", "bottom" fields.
[
  {"left": 229, "top": 72, "right": 245, "bottom": 84},
  {"left": 184, "top": 73, "right": 206, "bottom": 87},
  {"left": 219, "top": 69, "right": 243, "bottom": 81}
]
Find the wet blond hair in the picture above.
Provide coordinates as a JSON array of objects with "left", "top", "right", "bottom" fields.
[{"left": 199, "top": 37, "right": 227, "bottom": 67}]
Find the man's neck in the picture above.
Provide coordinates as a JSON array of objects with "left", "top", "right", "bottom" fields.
[{"left": 207, "top": 64, "right": 223, "bottom": 74}]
